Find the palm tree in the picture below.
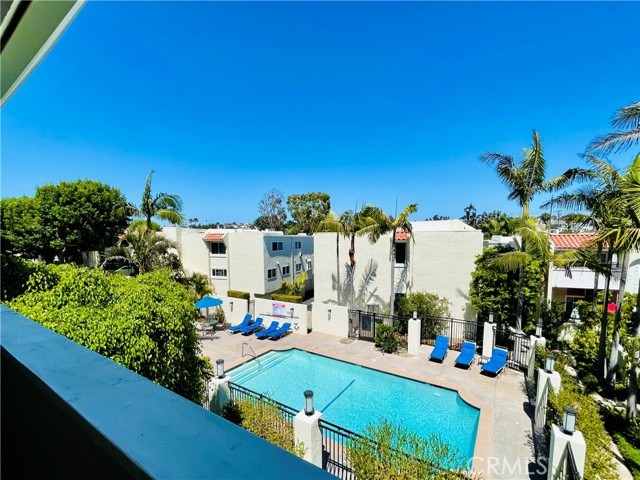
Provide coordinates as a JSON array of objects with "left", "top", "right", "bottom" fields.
[
  {"left": 487, "top": 216, "right": 556, "bottom": 331},
  {"left": 357, "top": 203, "right": 419, "bottom": 317},
  {"left": 318, "top": 211, "right": 352, "bottom": 305},
  {"left": 586, "top": 101, "right": 640, "bottom": 156},
  {"left": 102, "top": 222, "right": 179, "bottom": 275},
  {"left": 481, "top": 130, "right": 572, "bottom": 330},
  {"left": 543, "top": 156, "right": 624, "bottom": 378},
  {"left": 593, "top": 155, "right": 640, "bottom": 396},
  {"left": 117, "top": 171, "right": 185, "bottom": 231}
]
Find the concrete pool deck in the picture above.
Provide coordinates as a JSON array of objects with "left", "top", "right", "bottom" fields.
[{"left": 199, "top": 329, "right": 540, "bottom": 479}]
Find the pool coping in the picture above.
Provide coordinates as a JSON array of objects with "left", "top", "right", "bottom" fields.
[{"left": 225, "top": 344, "right": 492, "bottom": 477}]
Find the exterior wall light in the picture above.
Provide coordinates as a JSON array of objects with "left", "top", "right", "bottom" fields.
[
  {"left": 413, "top": 310, "right": 418, "bottom": 320},
  {"left": 562, "top": 406, "right": 577, "bottom": 435},
  {"left": 544, "top": 355, "right": 555, "bottom": 373},
  {"left": 489, "top": 312, "right": 494, "bottom": 324},
  {"left": 216, "top": 359, "right": 225, "bottom": 379},
  {"left": 304, "top": 390, "right": 314, "bottom": 416},
  {"left": 535, "top": 324, "right": 543, "bottom": 337},
  {"left": 230, "top": 301, "right": 234, "bottom": 312},
  {"left": 290, "top": 308, "right": 294, "bottom": 318},
  {"left": 328, "top": 309, "right": 331, "bottom": 320}
]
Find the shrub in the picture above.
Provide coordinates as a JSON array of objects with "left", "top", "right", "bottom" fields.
[
  {"left": 613, "top": 434, "right": 640, "bottom": 479},
  {"left": 0, "top": 254, "right": 37, "bottom": 301},
  {"left": 346, "top": 419, "right": 468, "bottom": 479},
  {"left": 227, "top": 290, "right": 250, "bottom": 300},
  {"left": 543, "top": 356, "right": 618, "bottom": 479},
  {"left": 375, "top": 324, "right": 400, "bottom": 354},
  {"left": 222, "top": 398, "right": 305, "bottom": 457},
  {"left": 271, "top": 293, "right": 303, "bottom": 303},
  {"left": 8, "top": 265, "right": 212, "bottom": 404}
]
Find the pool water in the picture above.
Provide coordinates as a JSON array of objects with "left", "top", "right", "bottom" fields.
[{"left": 228, "top": 349, "right": 479, "bottom": 462}]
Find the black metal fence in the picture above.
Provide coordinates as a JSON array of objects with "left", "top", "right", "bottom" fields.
[
  {"left": 319, "top": 419, "right": 360, "bottom": 480},
  {"left": 347, "top": 310, "right": 391, "bottom": 342},
  {"left": 348, "top": 309, "right": 533, "bottom": 372},
  {"left": 422, "top": 316, "right": 485, "bottom": 351},
  {"left": 493, "top": 327, "right": 531, "bottom": 370},
  {"left": 319, "top": 418, "right": 468, "bottom": 479},
  {"left": 227, "top": 382, "right": 298, "bottom": 435}
]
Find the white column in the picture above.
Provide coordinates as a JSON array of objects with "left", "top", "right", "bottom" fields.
[
  {"left": 528, "top": 335, "right": 547, "bottom": 380},
  {"left": 294, "top": 410, "right": 323, "bottom": 468},
  {"left": 407, "top": 316, "right": 421, "bottom": 356},
  {"left": 548, "top": 425, "right": 586, "bottom": 480},
  {"left": 535, "top": 369, "right": 561, "bottom": 428},
  {"left": 209, "top": 376, "right": 231, "bottom": 415},
  {"left": 482, "top": 322, "right": 495, "bottom": 358}
]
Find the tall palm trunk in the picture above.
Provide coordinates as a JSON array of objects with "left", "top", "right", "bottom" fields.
[
  {"left": 336, "top": 232, "right": 341, "bottom": 305},
  {"left": 598, "top": 250, "right": 613, "bottom": 380},
  {"left": 607, "top": 251, "right": 629, "bottom": 385},
  {"left": 628, "top": 281, "right": 640, "bottom": 419},
  {"left": 349, "top": 234, "right": 356, "bottom": 309},
  {"left": 390, "top": 231, "right": 396, "bottom": 317},
  {"left": 515, "top": 265, "right": 524, "bottom": 331}
]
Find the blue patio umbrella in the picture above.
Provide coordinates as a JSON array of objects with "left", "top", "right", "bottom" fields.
[
  {"left": 195, "top": 296, "right": 223, "bottom": 324},
  {"left": 195, "top": 296, "right": 223, "bottom": 309}
]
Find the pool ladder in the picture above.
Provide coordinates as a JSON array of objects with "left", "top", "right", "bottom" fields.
[{"left": 242, "top": 343, "right": 261, "bottom": 369}]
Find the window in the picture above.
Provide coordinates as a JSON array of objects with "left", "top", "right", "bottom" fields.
[
  {"left": 294, "top": 241, "right": 302, "bottom": 249},
  {"left": 395, "top": 242, "right": 407, "bottom": 265},
  {"left": 211, "top": 268, "right": 227, "bottom": 278},
  {"left": 272, "top": 241, "right": 283, "bottom": 251},
  {"left": 210, "top": 242, "right": 227, "bottom": 255},
  {"left": 267, "top": 268, "right": 277, "bottom": 280},
  {"left": 295, "top": 263, "right": 302, "bottom": 273},
  {"left": 306, "top": 260, "right": 312, "bottom": 271},
  {"left": 282, "top": 265, "right": 290, "bottom": 276}
]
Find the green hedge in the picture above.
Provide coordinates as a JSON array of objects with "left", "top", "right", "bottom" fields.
[
  {"left": 271, "top": 293, "right": 303, "bottom": 303},
  {"left": 9, "top": 264, "right": 212, "bottom": 404},
  {"left": 227, "top": 290, "right": 250, "bottom": 300},
  {"left": 536, "top": 348, "right": 618, "bottom": 479}
]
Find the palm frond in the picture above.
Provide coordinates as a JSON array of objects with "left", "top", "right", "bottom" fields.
[
  {"left": 486, "top": 250, "right": 531, "bottom": 273},
  {"left": 586, "top": 130, "right": 640, "bottom": 156},
  {"left": 610, "top": 101, "right": 640, "bottom": 130}
]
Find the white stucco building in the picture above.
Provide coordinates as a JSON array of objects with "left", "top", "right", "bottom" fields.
[
  {"left": 548, "top": 233, "right": 639, "bottom": 313},
  {"left": 313, "top": 220, "right": 483, "bottom": 320},
  {"left": 163, "top": 227, "right": 314, "bottom": 296}
]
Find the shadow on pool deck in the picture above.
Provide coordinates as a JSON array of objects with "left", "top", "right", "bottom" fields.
[{"left": 199, "top": 329, "right": 540, "bottom": 480}]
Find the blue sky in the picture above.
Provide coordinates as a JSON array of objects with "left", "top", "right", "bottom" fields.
[{"left": 2, "top": 1, "right": 639, "bottom": 224}]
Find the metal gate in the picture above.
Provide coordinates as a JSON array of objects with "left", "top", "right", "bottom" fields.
[
  {"left": 348, "top": 310, "right": 381, "bottom": 342},
  {"left": 494, "top": 327, "right": 531, "bottom": 370}
]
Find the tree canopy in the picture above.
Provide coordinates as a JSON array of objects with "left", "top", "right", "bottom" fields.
[
  {"left": 286, "top": 192, "right": 331, "bottom": 235},
  {"left": 1, "top": 180, "right": 128, "bottom": 262},
  {"left": 8, "top": 263, "right": 211, "bottom": 404},
  {"left": 256, "top": 189, "right": 287, "bottom": 231}
]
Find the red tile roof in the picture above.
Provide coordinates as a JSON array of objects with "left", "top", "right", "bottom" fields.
[
  {"left": 203, "top": 233, "right": 225, "bottom": 241},
  {"left": 395, "top": 231, "right": 408, "bottom": 241},
  {"left": 550, "top": 233, "right": 597, "bottom": 250}
]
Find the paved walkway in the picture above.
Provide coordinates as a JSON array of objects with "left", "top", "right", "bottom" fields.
[{"left": 199, "top": 329, "right": 540, "bottom": 479}]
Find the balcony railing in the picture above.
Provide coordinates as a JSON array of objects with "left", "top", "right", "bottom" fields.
[{"left": 1, "top": 306, "right": 332, "bottom": 479}]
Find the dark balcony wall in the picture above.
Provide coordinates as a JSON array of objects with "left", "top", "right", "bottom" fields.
[
  {"left": 0, "top": 306, "right": 333, "bottom": 480},
  {"left": 2, "top": 347, "right": 149, "bottom": 479}
]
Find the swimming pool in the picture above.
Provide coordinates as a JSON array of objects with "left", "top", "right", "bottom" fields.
[{"left": 228, "top": 349, "right": 479, "bottom": 462}]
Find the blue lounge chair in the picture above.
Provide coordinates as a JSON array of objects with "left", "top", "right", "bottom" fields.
[
  {"left": 240, "top": 317, "right": 263, "bottom": 335},
  {"left": 228, "top": 314, "right": 252, "bottom": 333},
  {"left": 266, "top": 322, "right": 291, "bottom": 340},
  {"left": 255, "top": 321, "right": 279, "bottom": 339},
  {"left": 454, "top": 341, "right": 476, "bottom": 368},
  {"left": 481, "top": 347, "right": 508, "bottom": 377},
  {"left": 429, "top": 336, "right": 449, "bottom": 362}
]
